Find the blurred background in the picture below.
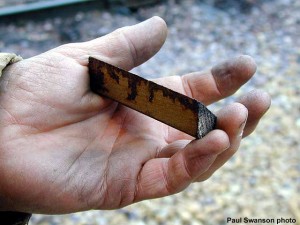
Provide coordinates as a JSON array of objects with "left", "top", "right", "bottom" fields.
[{"left": 0, "top": 0, "right": 299, "bottom": 224}]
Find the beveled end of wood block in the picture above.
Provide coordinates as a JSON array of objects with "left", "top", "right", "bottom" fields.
[{"left": 197, "top": 103, "right": 217, "bottom": 139}]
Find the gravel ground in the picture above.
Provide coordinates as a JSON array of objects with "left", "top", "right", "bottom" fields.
[{"left": 0, "top": 0, "right": 299, "bottom": 224}]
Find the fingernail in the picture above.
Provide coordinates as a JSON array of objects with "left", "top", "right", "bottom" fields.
[
  {"left": 224, "top": 142, "right": 231, "bottom": 151},
  {"left": 238, "top": 119, "right": 247, "bottom": 137}
]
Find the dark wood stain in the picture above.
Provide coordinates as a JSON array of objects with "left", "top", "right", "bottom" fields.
[
  {"left": 97, "top": 58, "right": 201, "bottom": 112},
  {"left": 109, "top": 68, "right": 120, "bottom": 84},
  {"left": 127, "top": 76, "right": 138, "bottom": 100},
  {"left": 89, "top": 58, "right": 109, "bottom": 93}
]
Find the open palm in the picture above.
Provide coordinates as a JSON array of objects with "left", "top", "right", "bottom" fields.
[{"left": 0, "top": 17, "right": 270, "bottom": 214}]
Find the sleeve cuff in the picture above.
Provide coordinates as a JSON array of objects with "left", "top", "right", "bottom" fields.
[{"left": 0, "top": 211, "right": 32, "bottom": 225}]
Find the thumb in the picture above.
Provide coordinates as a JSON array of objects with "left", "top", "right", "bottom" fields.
[{"left": 53, "top": 16, "right": 168, "bottom": 70}]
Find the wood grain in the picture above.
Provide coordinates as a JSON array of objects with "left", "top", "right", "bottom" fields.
[{"left": 88, "top": 57, "right": 217, "bottom": 139}]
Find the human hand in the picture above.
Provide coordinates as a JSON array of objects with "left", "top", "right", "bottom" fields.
[{"left": 0, "top": 17, "right": 271, "bottom": 214}]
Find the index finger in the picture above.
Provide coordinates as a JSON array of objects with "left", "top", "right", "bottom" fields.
[
  {"left": 155, "top": 55, "right": 256, "bottom": 106},
  {"left": 182, "top": 55, "right": 257, "bottom": 105}
]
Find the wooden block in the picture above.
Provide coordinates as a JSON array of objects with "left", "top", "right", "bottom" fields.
[{"left": 88, "top": 57, "right": 217, "bottom": 139}]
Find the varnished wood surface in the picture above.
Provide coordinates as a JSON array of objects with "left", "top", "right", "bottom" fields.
[{"left": 88, "top": 57, "right": 216, "bottom": 139}]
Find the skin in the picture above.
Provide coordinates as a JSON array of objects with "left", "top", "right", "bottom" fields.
[{"left": 0, "top": 17, "right": 271, "bottom": 214}]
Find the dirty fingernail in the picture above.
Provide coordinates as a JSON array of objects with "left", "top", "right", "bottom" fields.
[{"left": 238, "top": 119, "right": 247, "bottom": 137}]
